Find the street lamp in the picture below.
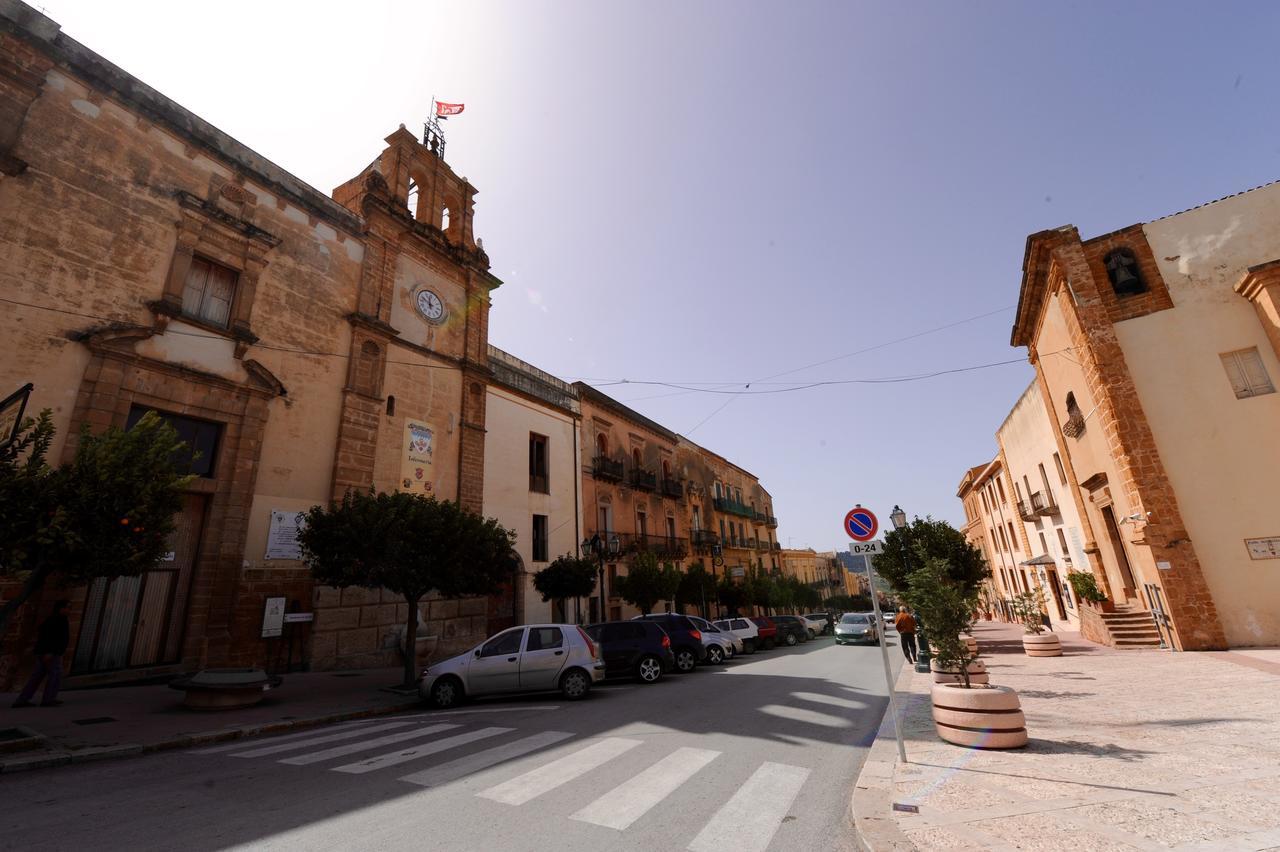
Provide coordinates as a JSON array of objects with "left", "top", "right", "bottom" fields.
[
  {"left": 582, "top": 533, "right": 621, "bottom": 622},
  {"left": 890, "top": 505, "right": 931, "bottom": 673}
]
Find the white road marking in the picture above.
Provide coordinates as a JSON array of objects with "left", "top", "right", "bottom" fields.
[
  {"left": 191, "top": 718, "right": 395, "bottom": 754},
  {"left": 477, "top": 737, "right": 642, "bottom": 806},
  {"left": 687, "top": 762, "right": 811, "bottom": 852},
  {"left": 278, "top": 724, "right": 460, "bottom": 766},
  {"left": 399, "top": 730, "right": 574, "bottom": 788},
  {"left": 225, "top": 720, "right": 421, "bottom": 758},
  {"left": 570, "top": 746, "right": 720, "bottom": 831},
  {"left": 331, "top": 726, "right": 513, "bottom": 774}
]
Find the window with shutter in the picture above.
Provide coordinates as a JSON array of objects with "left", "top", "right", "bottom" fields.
[
  {"left": 182, "top": 256, "right": 238, "bottom": 328},
  {"left": 1220, "top": 348, "right": 1275, "bottom": 399}
]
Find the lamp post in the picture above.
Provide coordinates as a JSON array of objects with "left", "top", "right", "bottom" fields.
[
  {"left": 582, "top": 532, "right": 621, "bottom": 622},
  {"left": 710, "top": 543, "right": 724, "bottom": 618},
  {"left": 890, "top": 504, "right": 931, "bottom": 674}
]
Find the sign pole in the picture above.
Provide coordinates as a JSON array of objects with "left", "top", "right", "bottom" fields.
[
  {"left": 844, "top": 505, "right": 906, "bottom": 764},
  {"left": 867, "top": 556, "right": 907, "bottom": 764}
]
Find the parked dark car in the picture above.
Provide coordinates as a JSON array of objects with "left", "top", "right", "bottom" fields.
[
  {"left": 584, "top": 620, "right": 676, "bottom": 683},
  {"left": 633, "top": 613, "right": 709, "bottom": 672},
  {"left": 750, "top": 616, "right": 779, "bottom": 650},
  {"left": 770, "top": 615, "right": 810, "bottom": 646}
]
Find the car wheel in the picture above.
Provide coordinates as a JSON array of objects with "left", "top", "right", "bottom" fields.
[
  {"left": 707, "top": 645, "right": 725, "bottom": 665},
  {"left": 675, "top": 648, "right": 697, "bottom": 673},
  {"left": 636, "top": 655, "right": 663, "bottom": 684},
  {"left": 429, "top": 676, "right": 464, "bottom": 709},
  {"left": 785, "top": 632, "right": 798, "bottom": 646},
  {"left": 560, "top": 668, "right": 591, "bottom": 700}
]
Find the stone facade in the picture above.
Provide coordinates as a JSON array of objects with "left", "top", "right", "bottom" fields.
[{"left": 0, "top": 2, "right": 499, "bottom": 687}]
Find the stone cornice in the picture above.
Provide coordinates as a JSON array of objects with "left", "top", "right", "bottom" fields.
[{"left": 1235, "top": 258, "right": 1280, "bottom": 301}]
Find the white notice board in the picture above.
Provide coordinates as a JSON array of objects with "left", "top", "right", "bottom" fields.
[
  {"left": 266, "top": 510, "right": 307, "bottom": 560},
  {"left": 262, "top": 596, "right": 286, "bottom": 638}
]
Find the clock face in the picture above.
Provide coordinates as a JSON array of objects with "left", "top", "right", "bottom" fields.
[{"left": 416, "top": 290, "right": 444, "bottom": 322}]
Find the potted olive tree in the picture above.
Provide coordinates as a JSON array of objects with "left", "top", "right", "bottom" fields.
[
  {"left": 1067, "top": 570, "right": 1114, "bottom": 613},
  {"left": 1010, "top": 588, "right": 1062, "bottom": 656},
  {"left": 906, "top": 558, "right": 1027, "bottom": 749}
]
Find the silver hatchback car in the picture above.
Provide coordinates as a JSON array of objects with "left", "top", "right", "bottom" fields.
[{"left": 419, "top": 624, "right": 605, "bottom": 708}]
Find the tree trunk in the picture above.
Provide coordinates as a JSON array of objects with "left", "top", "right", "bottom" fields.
[
  {"left": 0, "top": 563, "right": 52, "bottom": 640},
  {"left": 402, "top": 595, "right": 420, "bottom": 687}
]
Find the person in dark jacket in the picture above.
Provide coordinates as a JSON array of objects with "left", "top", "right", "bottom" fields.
[{"left": 12, "top": 600, "right": 70, "bottom": 708}]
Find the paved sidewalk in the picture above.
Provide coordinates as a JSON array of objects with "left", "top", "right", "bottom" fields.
[
  {"left": 0, "top": 667, "right": 419, "bottom": 772},
  {"left": 853, "top": 621, "right": 1280, "bottom": 851}
]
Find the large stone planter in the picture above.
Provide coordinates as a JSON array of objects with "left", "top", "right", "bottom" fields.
[
  {"left": 931, "top": 683, "right": 1028, "bottom": 749},
  {"left": 169, "top": 668, "right": 283, "bottom": 710},
  {"left": 962, "top": 635, "right": 979, "bottom": 656},
  {"left": 931, "top": 658, "right": 989, "bottom": 685},
  {"left": 1022, "top": 632, "right": 1062, "bottom": 657}
]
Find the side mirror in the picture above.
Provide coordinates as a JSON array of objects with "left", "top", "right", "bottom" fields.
[{"left": 474, "top": 648, "right": 482, "bottom": 658}]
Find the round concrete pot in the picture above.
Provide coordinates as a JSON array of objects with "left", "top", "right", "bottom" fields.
[
  {"left": 962, "top": 635, "right": 979, "bottom": 656},
  {"left": 169, "top": 668, "right": 283, "bottom": 710},
  {"left": 931, "top": 683, "right": 1028, "bottom": 749},
  {"left": 1022, "top": 632, "right": 1063, "bottom": 657},
  {"left": 930, "top": 658, "right": 989, "bottom": 685}
]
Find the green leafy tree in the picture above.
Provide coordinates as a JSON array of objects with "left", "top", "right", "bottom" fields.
[
  {"left": 825, "top": 593, "right": 873, "bottom": 612},
  {"left": 1009, "top": 589, "right": 1048, "bottom": 635},
  {"left": 613, "top": 552, "right": 670, "bottom": 615},
  {"left": 676, "top": 563, "right": 717, "bottom": 617},
  {"left": 532, "top": 554, "right": 598, "bottom": 623},
  {"left": 745, "top": 568, "right": 775, "bottom": 614},
  {"left": 903, "top": 557, "right": 981, "bottom": 687},
  {"left": 876, "top": 516, "right": 989, "bottom": 597},
  {"left": 0, "top": 410, "right": 191, "bottom": 639},
  {"left": 715, "top": 572, "right": 744, "bottom": 615},
  {"left": 299, "top": 490, "right": 515, "bottom": 686},
  {"left": 657, "top": 562, "right": 683, "bottom": 613}
]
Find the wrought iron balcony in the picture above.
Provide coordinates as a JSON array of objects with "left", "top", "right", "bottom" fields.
[
  {"left": 772, "top": 542, "right": 781, "bottom": 551},
  {"left": 713, "top": 497, "right": 755, "bottom": 518},
  {"left": 1017, "top": 500, "right": 1038, "bottom": 522},
  {"left": 629, "top": 468, "right": 657, "bottom": 491},
  {"left": 1031, "top": 491, "right": 1059, "bottom": 516},
  {"left": 691, "top": 529, "right": 720, "bottom": 552},
  {"left": 592, "top": 455, "right": 624, "bottom": 482},
  {"left": 608, "top": 532, "right": 688, "bottom": 560},
  {"left": 763, "top": 513, "right": 778, "bottom": 528},
  {"left": 755, "top": 539, "right": 771, "bottom": 552},
  {"left": 660, "top": 478, "right": 684, "bottom": 500}
]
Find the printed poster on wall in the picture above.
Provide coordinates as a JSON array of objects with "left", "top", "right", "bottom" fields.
[
  {"left": 401, "top": 421, "right": 435, "bottom": 494},
  {"left": 265, "top": 510, "right": 307, "bottom": 560}
]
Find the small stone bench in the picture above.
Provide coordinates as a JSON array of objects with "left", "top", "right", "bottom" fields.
[{"left": 168, "top": 668, "right": 283, "bottom": 710}]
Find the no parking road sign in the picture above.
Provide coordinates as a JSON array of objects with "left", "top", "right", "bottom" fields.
[{"left": 844, "top": 506, "right": 879, "bottom": 542}]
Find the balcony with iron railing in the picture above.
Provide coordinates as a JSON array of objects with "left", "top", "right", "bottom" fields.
[
  {"left": 1016, "top": 499, "right": 1038, "bottom": 522},
  {"left": 772, "top": 542, "right": 781, "bottom": 551},
  {"left": 629, "top": 468, "right": 657, "bottom": 491},
  {"left": 660, "top": 478, "right": 684, "bottom": 500},
  {"left": 691, "top": 529, "right": 720, "bottom": 551},
  {"left": 594, "top": 531, "right": 688, "bottom": 560},
  {"left": 1030, "top": 491, "right": 1059, "bottom": 517},
  {"left": 755, "top": 539, "right": 771, "bottom": 552},
  {"left": 592, "top": 455, "right": 624, "bottom": 482},
  {"left": 713, "top": 497, "right": 755, "bottom": 518}
]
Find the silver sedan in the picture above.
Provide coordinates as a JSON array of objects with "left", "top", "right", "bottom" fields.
[
  {"left": 419, "top": 624, "right": 606, "bottom": 708},
  {"left": 834, "top": 612, "right": 880, "bottom": 645}
]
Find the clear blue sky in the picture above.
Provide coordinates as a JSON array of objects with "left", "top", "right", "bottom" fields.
[{"left": 39, "top": 0, "right": 1280, "bottom": 551}]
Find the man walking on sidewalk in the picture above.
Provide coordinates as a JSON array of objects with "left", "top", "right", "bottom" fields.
[
  {"left": 893, "top": 606, "right": 917, "bottom": 665},
  {"left": 12, "top": 600, "right": 70, "bottom": 708}
]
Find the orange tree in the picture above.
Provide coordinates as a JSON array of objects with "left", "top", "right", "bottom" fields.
[
  {"left": 299, "top": 490, "right": 515, "bottom": 686},
  {"left": 0, "top": 410, "right": 190, "bottom": 639}
]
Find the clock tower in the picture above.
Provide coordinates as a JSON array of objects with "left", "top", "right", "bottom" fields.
[{"left": 330, "top": 126, "right": 502, "bottom": 513}]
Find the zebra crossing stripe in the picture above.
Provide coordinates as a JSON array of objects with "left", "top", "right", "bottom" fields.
[
  {"left": 398, "top": 730, "right": 575, "bottom": 789},
  {"left": 686, "top": 762, "right": 810, "bottom": 852},
  {"left": 477, "top": 737, "right": 642, "bottom": 806},
  {"left": 570, "top": 746, "right": 721, "bottom": 831},
  {"left": 278, "top": 723, "right": 461, "bottom": 766},
  {"left": 225, "top": 720, "right": 422, "bottom": 758},
  {"left": 331, "top": 727, "right": 514, "bottom": 775}
]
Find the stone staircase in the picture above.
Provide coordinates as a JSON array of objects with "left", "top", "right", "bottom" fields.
[{"left": 1100, "top": 607, "right": 1164, "bottom": 649}]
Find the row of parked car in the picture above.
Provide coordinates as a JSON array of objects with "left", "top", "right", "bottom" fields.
[{"left": 418, "top": 610, "right": 890, "bottom": 708}]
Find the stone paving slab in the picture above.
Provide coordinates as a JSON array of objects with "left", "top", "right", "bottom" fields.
[{"left": 851, "top": 622, "right": 1280, "bottom": 851}]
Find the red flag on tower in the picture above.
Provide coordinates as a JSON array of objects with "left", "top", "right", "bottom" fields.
[{"left": 435, "top": 102, "right": 464, "bottom": 118}]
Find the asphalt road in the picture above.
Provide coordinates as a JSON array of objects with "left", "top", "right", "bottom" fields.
[{"left": 0, "top": 631, "right": 905, "bottom": 852}]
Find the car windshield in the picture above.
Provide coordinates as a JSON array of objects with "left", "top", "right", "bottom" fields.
[{"left": 841, "top": 614, "right": 868, "bottom": 624}]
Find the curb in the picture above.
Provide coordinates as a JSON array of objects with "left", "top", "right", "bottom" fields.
[
  {"left": 848, "top": 663, "right": 919, "bottom": 852},
  {"left": 0, "top": 697, "right": 422, "bottom": 774}
]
